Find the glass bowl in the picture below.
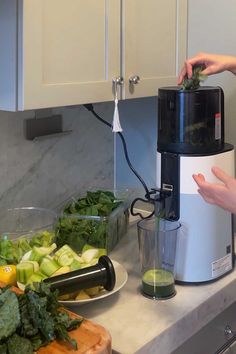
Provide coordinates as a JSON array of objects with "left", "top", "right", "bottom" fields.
[{"left": 0, "top": 207, "right": 58, "bottom": 240}]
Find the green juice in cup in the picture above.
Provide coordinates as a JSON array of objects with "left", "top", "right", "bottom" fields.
[{"left": 142, "top": 268, "right": 175, "bottom": 299}]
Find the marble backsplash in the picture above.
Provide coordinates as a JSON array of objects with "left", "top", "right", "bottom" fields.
[
  {"left": 0, "top": 97, "right": 157, "bottom": 214},
  {"left": 0, "top": 103, "right": 115, "bottom": 212}
]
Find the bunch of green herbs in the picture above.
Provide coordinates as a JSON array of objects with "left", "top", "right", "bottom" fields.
[{"left": 0, "top": 282, "right": 82, "bottom": 354}]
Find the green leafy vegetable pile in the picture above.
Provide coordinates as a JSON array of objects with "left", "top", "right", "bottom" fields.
[
  {"left": 55, "top": 190, "right": 128, "bottom": 253},
  {"left": 181, "top": 65, "right": 207, "bottom": 90},
  {"left": 0, "top": 282, "right": 83, "bottom": 353},
  {"left": 63, "top": 190, "right": 122, "bottom": 216},
  {"left": 0, "top": 231, "right": 55, "bottom": 266}
]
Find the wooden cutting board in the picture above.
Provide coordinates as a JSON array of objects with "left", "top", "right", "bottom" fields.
[
  {"left": 38, "top": 313, "right": 111, "bottom": 354},
  {"left": 0, "top": 282, "right": 111, "bottom": 354}
]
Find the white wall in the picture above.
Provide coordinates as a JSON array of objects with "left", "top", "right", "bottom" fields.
[{"left": 0, "top": 103, "right": 114, "bottom": 211}]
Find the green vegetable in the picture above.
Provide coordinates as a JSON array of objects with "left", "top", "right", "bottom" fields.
[
  {"left": 64, "top": 190, "right": 121, "bottom": 216},
  {"left": 0, "top": 343, "right": 7, "bottom": 354},
  {"left": 0, "top": 283, "right": 83, "bottom": 352},
  {"left": 0, "top": 230, "right": 55, "bottom": 266},
  {"left": 81, "top": 248, "right": 99, "bottom": 263},
  {"left": 0, "top": 288, "right": 20, "bottom": 341},
  {"left": 39, "top": 256, "right": 60, "bottom": 276},
  {"left": 70, "top": 259, "right": 82, "bottom": 271},
  {"left": 55, "top": 190, "right": 125, "bottom": 253},
  {"left": 82, "top": 243, "right": 106, "bottom": 256},
  {"left": 29, "top": 243, "right": 57, "bottom": 262},
  {"left": 16, "top": 262, "right": 35, "bottom": 284},
  {"left": 22, "top": 261, "right": 39, "bottom": 272},
  {"left": 29, "top": 230, "right": 55, "bottom": 248},
  {"left": 27, "top": 272, "right": 47, "bottom": 287},
  {"left": 54, "top": 244, "right": 81, "bottom": 266},
  {"left": 7, "top": 333, "right": 33, "bottom": 354},
  {"left": 0, "top": 238, "right": 19, "bottom": 265},
  {"left": 181, "top": 65, "right": 207, "bottom": 90}
]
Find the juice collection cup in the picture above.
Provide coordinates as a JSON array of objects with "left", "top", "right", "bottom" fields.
[{"left": 137, "top": 217, "right": 181, "bottom": 299}]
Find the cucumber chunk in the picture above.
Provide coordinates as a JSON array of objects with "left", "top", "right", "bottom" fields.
[
  {"left": 39, "top": 255, "right": 60, "bottom": 276},
  {"left": 29, "top": 243, "right": 57, "bottom": 262},
  {"left": 16, "top": 262, "right": 34, "bottom": 284}
]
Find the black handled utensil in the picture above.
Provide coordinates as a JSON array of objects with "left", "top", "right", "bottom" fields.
[{"left": 43, "top": 255, "right": 116, "bottom": 295}]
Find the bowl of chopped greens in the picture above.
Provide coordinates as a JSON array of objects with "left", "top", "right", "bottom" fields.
[
  {"left": 54, "top": 189, "right": 130, "bottom": 254},
  {"left": 0, "top": 207, "right": 58, "bottom": 267}
]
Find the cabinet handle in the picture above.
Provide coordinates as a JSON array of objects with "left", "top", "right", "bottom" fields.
[
  {"left": 112, "top": 76, "right": 124, "bottom": 86},
  {"left": 129, "top": 75, "right": 140, "bottom": 85}
]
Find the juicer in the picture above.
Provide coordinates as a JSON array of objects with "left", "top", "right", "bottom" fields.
[{"left": 157, "top": 86, "right": 235, "bottom": 283}]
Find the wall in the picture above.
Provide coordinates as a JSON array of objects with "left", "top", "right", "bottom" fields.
[
  {"left": 187, "top": 0, "right": 236, "bottom": 151},
  {"left": 0, "top": 103, "right": 114, "bottom": 212},
  {"left": 115, "top": 96, "right": 157, "bottom": 195}
]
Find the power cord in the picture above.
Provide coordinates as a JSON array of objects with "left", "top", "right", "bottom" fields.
[{"left": 83, "top": 103, "right": 155, "bottom": 218}]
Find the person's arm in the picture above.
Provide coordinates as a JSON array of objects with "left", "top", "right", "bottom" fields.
[
  {"left": 178, "top": 52, "right": 236, "bottom": 85},
  {"left": 192, "top": 166, "right": 236, "bottom": 214}
]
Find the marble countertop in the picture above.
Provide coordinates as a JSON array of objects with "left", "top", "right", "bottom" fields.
[{"left": 69, "top": 219, "right": 236, "bottom": 354}]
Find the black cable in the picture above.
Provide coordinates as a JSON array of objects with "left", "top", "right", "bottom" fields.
[
  {"left": 84, "top": 103, "right": 151, "bottom": 198},
  {"left": 84, "top": 103, "right": 173, "bottom": 220}
]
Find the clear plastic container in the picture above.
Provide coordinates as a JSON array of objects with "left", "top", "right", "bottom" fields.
[
  {"left": 137, "top": 217, "right": 181, "bottom": 299},
  {"left": 0, "top": 207, "right": 58, "bottom": 240},
  {"left": 55, "top": 190, "right": 130, "bottom": 254}
]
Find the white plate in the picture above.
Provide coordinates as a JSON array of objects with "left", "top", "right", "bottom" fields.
[{"left": 59, "top": 259, "right": 128, "bottom": 306}]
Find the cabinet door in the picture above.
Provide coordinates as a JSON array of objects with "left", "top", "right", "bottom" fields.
[
  {"left": 122, "top": 0, "right": 187, "bottom": 99},
  {"left": 18, "top": 0, "right": 120, "bottom": 110}
]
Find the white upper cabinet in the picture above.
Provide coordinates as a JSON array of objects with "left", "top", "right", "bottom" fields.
[
  {"left": 122, "top": 0, "right": 187, "bottom": 99},
  {"left": 0, "top": 0, "right": 187, "bottom": 111}
]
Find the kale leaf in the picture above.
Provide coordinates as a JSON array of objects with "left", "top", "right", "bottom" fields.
[
  {"left": 7, "top": 333, "right": 33, "bottom": 354},
  {"left": 182, "top": 65, "right": 207, "bottom": 90},
  {"left": 0, "top": 283, "right": 83, "bottom": 353},
  {"left": 0, "top": 288, "right": 20, "bottom": 341}
]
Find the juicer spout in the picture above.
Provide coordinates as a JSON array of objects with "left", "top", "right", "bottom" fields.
[
  {"left": 130, "top": 187, "right": 173, "bottom": 220},
  {"left": 154, "top": 187, "right": 173, "bottom": 219}
]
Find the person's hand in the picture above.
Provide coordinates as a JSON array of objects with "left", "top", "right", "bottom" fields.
[
  {"left": 178, "top": 52, "right": 236, "bottom": 85},
  {"left": 192, "top": 166, "right": 236, "bottom": 214}
]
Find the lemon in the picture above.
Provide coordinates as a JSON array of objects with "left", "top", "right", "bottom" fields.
[{"left": 0, "top": 265, "right": 17, "bottom": 285}]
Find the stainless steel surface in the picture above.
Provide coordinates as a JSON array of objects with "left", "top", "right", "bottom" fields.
[
  {"left": 225, "top": 325, "right": 234, "bottom": 336},
  {"left": 172, "top": 302, "right": 236, "bottom": 354}
]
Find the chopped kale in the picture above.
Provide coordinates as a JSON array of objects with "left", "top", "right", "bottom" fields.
[
  {"left": 0, "top": 343, "right": 7, "bottom": 354},
  {"left": 7, "top": 334, "right": 33, "bottom": 354},
  {"left": 0, "top": 283, "right": 83, "bottom": 353},
  {"left": 182, "top": 65, "right": 207, "bottom": 90},
  {"left": 0, "top": 289, "right": 20, "bottom": 341}
]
